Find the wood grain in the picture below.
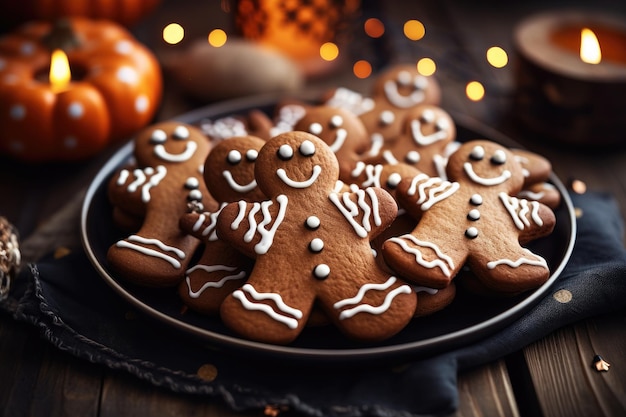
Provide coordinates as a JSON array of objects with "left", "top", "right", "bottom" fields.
[{"left": 524, "top": 310, "right": 626, "bottom": 417}]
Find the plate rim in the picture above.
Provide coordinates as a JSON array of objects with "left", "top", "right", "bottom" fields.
[{"left": 80, "top": 95, "right": 577, "bottom": 362}]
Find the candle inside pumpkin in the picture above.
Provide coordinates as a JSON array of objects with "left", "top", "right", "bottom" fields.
[{"left": 49, "top": 49, "right": 71, "bottom": 93}]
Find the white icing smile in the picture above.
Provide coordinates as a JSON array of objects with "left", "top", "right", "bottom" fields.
[
  {"left": 328, "top": 128, "right": 347, "bottom": 152},
  {"left": 410, "top": 119, "right": 449, "bottom": 146},
  {"left": 384, "top": 77, "right": 426, "bottom": 108},
  {"left": 463, "top": 162, "right": 511, "bottom": 186},
  {"left": 277, "top": 165, "right": 322, "bottom": 188},
  {"left": 154, "top": 141, "right": 198, "bottom": 162},
  {"left": 222, "top": 170, "right": 257, "bottom": 193}
]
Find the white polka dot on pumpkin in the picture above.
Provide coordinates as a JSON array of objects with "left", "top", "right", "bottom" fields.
[
  {"left": 135, "top": 95, "right": 149, "bottom": 113},
  {"left": 3, "top": 74, "right": 18, "bottom": 85},
  {"left": 67, "top": 102, "right": 84, "bottom": 119},
  {"left": 115, "top": 40, "right": 133, "bottom": 55},
  {"left": 117, "top": 66, "right": 138, "bottom": 84},
  {"left": 64, "top": 136, "right": 78, "bottom": 149},
  {"left": 20, "top": 42, "right": 35, "bottom": 56},
  {"left": 9, "top": 104, "right": 26, "bottom": 120}
]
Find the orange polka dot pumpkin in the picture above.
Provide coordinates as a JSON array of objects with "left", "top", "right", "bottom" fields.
[{"left": 0, "top": 18, "right": 162, "bottom": 162}]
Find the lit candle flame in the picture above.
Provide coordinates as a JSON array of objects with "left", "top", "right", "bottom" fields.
[
  {"left": 49, "top": 49, "right": 71, "bottom": 92},
  {"left": 580, "top": 28, "right": 601, "bottom": 64}
]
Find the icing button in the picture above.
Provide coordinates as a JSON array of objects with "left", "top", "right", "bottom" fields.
[
  {"left": 470, "top": 194, "right": 483, "bottom": 205},
  {"left": 465, "top": 227, "right": 479, "bottom": 239},
  {"left": 313, "top": 264, "right": 330, "bottom": 279},
  {"left": 309, "top": 238, "right": 324, "bottom": 253},
  {"left": 305, "top": 215, "right": 321, "bottom": 230},
  {"left": 188, "top": 189, "right": 202, "bottom": 201},
  {"left": 467, "top": 209, "right": 480, "bottom": 221}
]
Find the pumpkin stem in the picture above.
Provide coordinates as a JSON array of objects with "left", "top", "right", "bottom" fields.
[{"left": 42, "top": 19, "right": 81, "bottom": 52}]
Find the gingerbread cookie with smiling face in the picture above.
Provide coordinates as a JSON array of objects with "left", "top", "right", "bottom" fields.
[
  {"left": 215, "top": 131, "right": 416, "bottom": 344},
  {"left": 107, "top": 121, "right": 215, "bottom": 287},
  {"left": 383, "top": 139, "right": 556, "bottom": 294}
]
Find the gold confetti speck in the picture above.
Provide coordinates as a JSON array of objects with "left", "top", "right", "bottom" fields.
[
  {"left": 593, "top": 355, "right": 610, "bottom": 372},
  {"left": 553, "top": 289, "right": 572, "bottom": 303},
  {"left": 54, "top": 246, "right": 71, "bottom": 259},
  {"left": 570, "top": 179, "right": 587, "bottom": 194},
  {"left": 575, "top": 207, "right": 584, "bottom": 218},
  {"left": 197, "top": 363, "right": 218, "bottom": 381}
]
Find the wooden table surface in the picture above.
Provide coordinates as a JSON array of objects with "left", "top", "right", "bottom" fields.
[{"left": 1, "top": 1, "right": 625, "bottom": 416}]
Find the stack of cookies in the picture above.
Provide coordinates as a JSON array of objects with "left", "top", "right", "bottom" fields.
[{"left": 105, "top": 64, "right": 559, "bottom": 345}]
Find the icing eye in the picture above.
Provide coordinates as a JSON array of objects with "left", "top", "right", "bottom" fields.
[
  {"left": 414, "top": 76, "right": 428, "bottom": 90},
  {"left": 490, "top": 149, "right": 507, "bottom": 165},
  {"left": 420, "top": 109, "right": 435, "bottom": 124},
  {"left": 227, "top": 150, "right": 242, "bottom": 165},
  {"left": 309, "top": 122, "right": 323, "bottom": 135},
  {"left": 277, "top": 144, "right": 294, "bottom": 160},
  {"left": 405, "top": 151, "right": 420, "bottom": 164},
  {"left": 246, "top": 149, "right": 258, "bottom": 162},
  {"left": 149, "top": 129, "right": 167, "bottom": 144},
  {"left": 330, "top": 115, "right": 343, "bottom": 128},
  {"left": 386, "top": 172, "right": 402, "bottom": 189},
  {"left": 469, "top": 145, "right": 485, "bottom": 161},
  {"left": 173, "top": 125, "right": 190, "bottom": 140},
  {"left": 397, "top": 70, "right": 411, "bottom": 86},
  {"left": 299, "top": 140, "right": 316, "bottom": 156},
  {"left": 379, "top": 110, "right": 395, "bottom": 125},
  {"left": 435, "top": 118, "right": 450, "bottom": 131}
]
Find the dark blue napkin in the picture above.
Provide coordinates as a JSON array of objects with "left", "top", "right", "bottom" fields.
[{"left": 2, "top": 191, "right": 625, "bottom": 417}]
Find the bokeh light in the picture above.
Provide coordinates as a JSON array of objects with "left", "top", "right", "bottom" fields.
[
  {"left": 364, "top": 18, "right": 385, "bottom": 38},
  {"left": 353, "top": 60, "right": 372, "bottom": 79},
  {"left": 416, "top": 57, "right": 436, "bottom": 76},
  {"left": 163, "top": 23, "right": 184, "bottom": 44},
  {"left": 208, "top": 29, "right": 227, "bottom": 47},
  {"left": 320, "top": 42, "right": 339, "bottom": 61},
  {"left": 466, "top": 81, "right": 485, "bottom": 101},
  {"left": 486, "top": 46, "right": 508, "bottom": 68},
  {"left": 404, "top": 20, "right": 425, "bottom": 41}
]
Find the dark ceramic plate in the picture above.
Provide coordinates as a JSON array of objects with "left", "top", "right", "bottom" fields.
[{"left": 80, "top": 93, "right": 576, "bottom": 363}]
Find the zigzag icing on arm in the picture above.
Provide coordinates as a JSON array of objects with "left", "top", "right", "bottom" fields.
[
  {"left": 499, "top": 192, "right": 544, "bottom": 230},
  {"left": 329, "top": 188, "right": 381, "bottom": 237},
  {"left": 387, "top": 234, "right": 455, "bottom": 277},
  {"left": 407, "top": 174, "right": 459, "bottom": 210},
  {"left": 232, "top": 283, "right": 302, "bottom": 329},
  {"left": 254, "top": 194, "right": 288, "bottom": 254},
  {"left": 141, "top": 165, "right": 167, "bottom": 203}
]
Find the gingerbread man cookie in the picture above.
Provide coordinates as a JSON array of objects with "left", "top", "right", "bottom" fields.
[
  {"left": 216, "top": 131, "right": 416, "bottom": 344},
  {"left": 177, "top": 135, "right": 266, "bottom": 315},
  {"left": 107, "top": 121, "right": 215, "bottom": 287},
  {"left": 383, "top": 139, "right": 556, "bottom": 294}
]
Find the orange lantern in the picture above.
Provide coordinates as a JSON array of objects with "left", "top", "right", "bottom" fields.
[
  {"left": 0, "top": 18, "right": 162, "bottom": 162},
  {"left": 235, "top": 0, "right": 360, "bottom": 62}
]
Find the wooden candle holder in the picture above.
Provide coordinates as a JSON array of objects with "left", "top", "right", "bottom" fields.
[{"left": 513, "top": 10, "right": 626, "bottom": 146}]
